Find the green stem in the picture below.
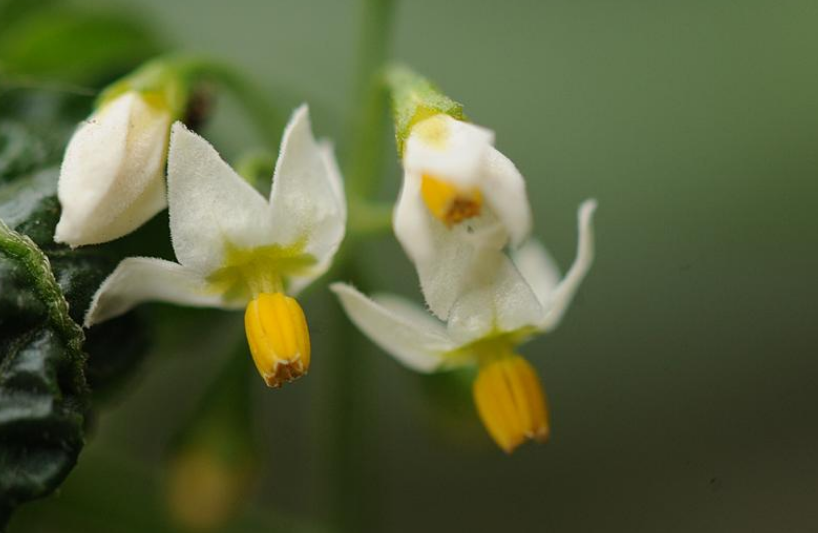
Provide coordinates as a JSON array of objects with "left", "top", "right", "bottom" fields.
[
  {"left": 326, "top": 265, "right": 378, "bottom": 533},
  {"left": 327, "top": 1, "right": 395, "bottom": 532},
  {"left": 346, "top": 0, "right": 396, "bottom": 200}
]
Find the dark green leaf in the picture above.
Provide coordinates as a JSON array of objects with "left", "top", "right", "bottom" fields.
[
  {"left": 0, "top": 122, "right": 150, "bottom": 520},
  {"left": 0, "top": 220, "right": 88, "bottom": 521}
]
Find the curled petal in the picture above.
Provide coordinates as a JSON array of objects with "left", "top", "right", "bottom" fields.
[
  {"left": 511, "top": 239, "right": 561, "bottom": 309},
  {"left": 403, "top": 115, "right": 494, "bottom": 188},
  {"left": 394, "top": 172, "right": 507, "bottom": 319},
  {"left": 537, "top": 199, "right": 597, "bottom": 332},
  {"left": 84, "top": 257, "right": 239, "bottom": 327},
  {"left": 446, "top": 252, "right": 543, "bottom": 345},
  {"left": 482, "top": 147, "right": 532, "bottom": 248},
  {"left": 330, "top": 283, "right": 457, "bottom": 373}
]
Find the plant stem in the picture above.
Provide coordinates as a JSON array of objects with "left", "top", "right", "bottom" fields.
[
  {"left": 326, "top": 267, "right": 379, "bottom": 533},
  {"left": 346, "top": 0, "right": 396, "bottom": 200},
  {"left": 327, "top": 1, "right": 396, "bottom": 532}
]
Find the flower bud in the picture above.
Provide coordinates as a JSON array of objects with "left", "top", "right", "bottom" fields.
[
  {"left": 55, "top": 91, "right": 171, "bottom": 246},
  {"left": 55, "top": 59, "right": 190, "bottom": 247},
  {"left": 244, "top": 292, "right": 310, "bottom": 387},
  {"left": 473, "top": 355, "right": 549, "bottom": 453}
]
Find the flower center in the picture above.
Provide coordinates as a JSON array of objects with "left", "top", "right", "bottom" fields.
[
  {"left": 206, "top": 242, "right": 315, "bottom": 302},
  {"left": 472, "top": 352, "right": 549, "bottom": 453},
  {"left": 244, "top": 292, "right": 311, "bottom": 388},
  {"left": 420, "top": 174, "right": 483, "bottom": 227}
]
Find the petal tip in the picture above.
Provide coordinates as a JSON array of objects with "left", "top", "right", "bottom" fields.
[
  {"left": 329, "top": 282, "right": 355, "bottom": 296},
  {"left": 580, "top": 198, "right": 598, "bottom": 216}
]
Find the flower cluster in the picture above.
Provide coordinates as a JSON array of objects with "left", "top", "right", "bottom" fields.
[{"left": 58, "top": 60, "right": 595, "bottom": 453}]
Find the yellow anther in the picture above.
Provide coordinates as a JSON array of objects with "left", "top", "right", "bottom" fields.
[
  {"left": 472, "top": 355, "right": 550, "bottom": 453},
  {"left": 244, "top": 292, "right": 311, "bottom": 388},
  {"left": 420, "top": 174, "right": 483, "bottom": 227}
]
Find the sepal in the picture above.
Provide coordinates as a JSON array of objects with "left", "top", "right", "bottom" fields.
[{"left": 385, "top": 65, "right": 466, "bottom": 156}]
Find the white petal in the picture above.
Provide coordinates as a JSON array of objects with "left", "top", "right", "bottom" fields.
[
  {"left": 403, "top": 115, "right": 494, "bottom": 188},
  {"left": 371, "top": 293, "right": 449, "bottom": 338},
  {"left": 538, "top": 199, "right": 597, "bottom": 332},
  {"left": 330, "top": 283, "right": 457, "bottom": 373},
  {"left": 84, "top": 257, "right": 239, "bottom": 327},
  {"left": 55, "top": 92, "right": 170, "bottom": 246},
  {"left": 512, "top": 239, "right": 562, "bottom": 308},
  {"left": 394, "top": 171, "right": 507, "bottom": 319},
  {"left": 482, "top": 147, "right": 532, "bottom": 247},
  {"left": 446, "top": 252, "right": 544, "bottom": 344},
  {"left": 167, "top": 122, "right": 272, "bottom": 275},
  {"left": 268, "top": 106, "right": 346, "bottom": 271}
]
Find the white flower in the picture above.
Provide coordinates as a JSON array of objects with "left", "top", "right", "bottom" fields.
[
  {"left": 394, "top": 113, "right": 532, "bottom": 319},
  {"left": 55, "top": 91, "right": 172, "bottom": 247},
  {"left": 333, "top": 200, "right": 595, "bottom": 452},
  {"left": 85, "top": 105, "right": 346, "bottom": 387}
]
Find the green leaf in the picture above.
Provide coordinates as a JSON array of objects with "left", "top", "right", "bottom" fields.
[
  {"left": 0, "top": 220, "right": 88, "bottom": 523},
  {"left": 0, "top": 119, "right": 151, "bottom": 523},
  {"left": 0, "top": 0, "right": 57, "bottom": 34},
  {"left": 0, "top": 121, "right": 49, "bottom": 182},
  {"left": 0, "top": 5, "right": 162, "bottom": 86}
]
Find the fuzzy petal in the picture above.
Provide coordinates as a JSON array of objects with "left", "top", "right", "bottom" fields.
[
  {"left": 482, "top": 147, "right": 532, "bottom": 247},
  {"left": 330, "top": 283, "right": 457, "bottom": 373},
  {"left": 512, "top": 239, "right": 562, "bottom": 308},
  {"left": 446, "top": 252, "right": 544, "bottom": 344},
  {"left": 84, "top": 257, "right": 238, "bottom": 327},
  {"left": 403, "top": 115, "right": 494, "bottom": 188},
  {"left": 269, "top": 106, "right": 346, "bottom": 291},
  {"left": 394, "top": 171, "right": 507, "bottom": 319},
  {"left": 55, "top": 92, "right": 170, "bottom": 246},
  {"left": 537, "top": 200, "right": 597, "bottom": 332},
  {"left": 167, "top": 122, "right": 272, "bottom": 275}
]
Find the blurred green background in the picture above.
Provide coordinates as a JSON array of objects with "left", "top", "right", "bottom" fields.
[{"left": 9, "top": 0, "right": 818, "bottom": 531}]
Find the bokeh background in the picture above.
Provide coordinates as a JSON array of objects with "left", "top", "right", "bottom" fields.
[{"left": 9, "top": 0, "right": 818, "bottom": 531}]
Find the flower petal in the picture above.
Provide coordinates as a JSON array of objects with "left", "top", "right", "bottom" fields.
[
  {"left": 403, "top": 115, "right": 494, "bottom": 187},
  {"left": 482, "top": 147, "right": 532, "bottom": 247},
  {"left": 167, "top": 122, "right": 272, "bottom": 275},
  {"left": 394, "top": 171, "right": 507, "bottom": 319},
  {"left": 511, "top": 239, "right": 562, "bottom": 308},
  {"left": 55, "top": 92, "right": 169, "bottom": 247},
  {"left": 446, "top": 252, "right": 544, "bottom": 344},
  {"left": 269, "top": 106, "right": 346, "bottom": 290},
  {"left": 330, "top": 283, "right": 457, "bottom": 373},
  {"left": 537, "top": 199, "right": 597, "bottom": 332},
  {"left": 84, "top": 257, "right": 239, "bottom": 327}
]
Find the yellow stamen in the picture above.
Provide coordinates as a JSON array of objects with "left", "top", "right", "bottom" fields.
[
  {"left": 420, "top": 174, "right": 483, "bottom": 227},
  {"left": 244, "top": 292, "right": 311, "bottom": 388},
  {"left": 472, "top": 355, "right": 550, "bottom": 453}
]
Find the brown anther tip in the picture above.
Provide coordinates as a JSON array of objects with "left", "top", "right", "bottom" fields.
[
  {"left": 446, "top": 197, "right": 482, "bottom": 226},
  {"left": 263, "top": 360, "right": 307, "bottom": 388},
  {"left": 531, "top": 427, "right": 551, "bottom": 444}
]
